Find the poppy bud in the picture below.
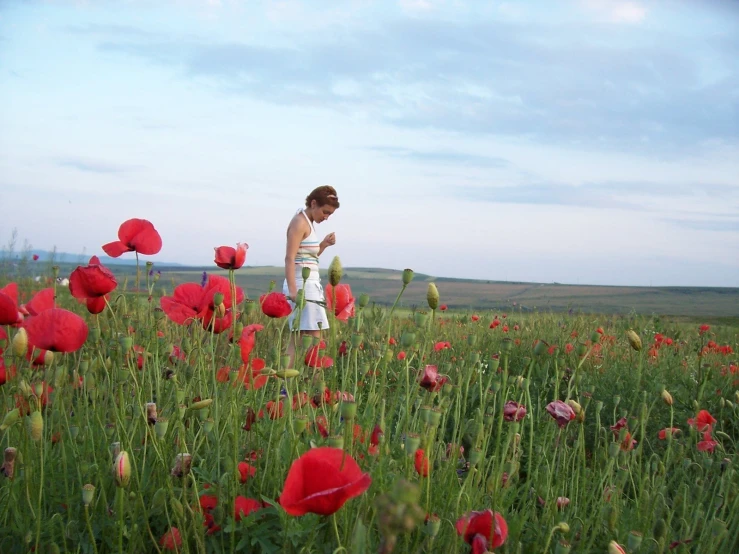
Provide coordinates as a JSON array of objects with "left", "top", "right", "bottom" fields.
[
  {"left": 607, "top": 541, "right": 626, "bottom": 554},
  {"left": 653, "top": 518, "right": 667, "bottom": 540},
  {"left": 146, "top": 403, "right": 157, "bottom": 425},
  {"left": 171, "top": 498, "right": 184, "bottom": 519},
  {"left": 113, "top": 451, "right": 131, "bottom": 487},
  {"left": 154, "top": 418, "right": 169, "bottom": 439},
  {"left": 608, "top": 442, "right": 620, "bottom": 459},
  {"left": 605, "top": 505, "right": 618, "bottom": 531},
  {"left": 566, "top": 400, "right": 582, "bottom": 415},
  {"left": 275, "top": 369, "right": 300, "bottom": 379},
  {"left": 626, "top": 329, "right": 642, "bottom": 351},
  {"left": 213, "top": 292, "right": 225, "bottom": 307},
  {"left": 119, "top": 336, "right": 133, "bottom": 352},
  {"left": 243, "top": 298, "right": 255, "bottom": 314},
  {"left": 82, "top": 484, "right": 95, "bottom": 506},
  {"left": 358, "top": 293, "right": 370, "bottom": 308},
  {"left": 414, "top": 311, "right": 429, "bottom": 328},
  {"left": 351, "top": 333, "right": 363, "bottom": 348},
  {"left": 533, "top": 340, "right": 547, "bottom": 356},
  {"left": 12, "top": 328, "right": 27, "bottom": 357},
  {"left": 328, "top": 256, "right": 343, "bottom": 286},
  {"left": 402, "top": 268, "right": 414, "bottom": 286},
  {"left": 661, "top": 389, "right": 673, "bottom": 406},
  {"left": 170, "top": 453, "right": 192, "bottom": 478},
  {"left": 557, "top": 522, "right": 570, "bottom": 534},
  {"left": 26, "top": 412, "right": 43, "bottom": 441},
  {"left": 189, "top": 398, "right": 213, "bottom": 411},
  {"left": 576, "top": 342, "right": 588, "bottom": 356},
  {"left": 293, "top": 415, "right": 308, "bottom": 435},
  {"left": 0, "top": 409, "right": 21, "bottom": 432},
  {"left": 426, "top": 283, "right": 439, "bottom": 310},
  {"left": 1, "top": 447, "right": 17, "bottom": 479},
  {"left": 301, "top": 266, "right": 312, "bottom": 280}
]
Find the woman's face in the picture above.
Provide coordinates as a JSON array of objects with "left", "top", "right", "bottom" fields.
[{"left": 310, "top": 201, "right": 336, "bottom": 223}]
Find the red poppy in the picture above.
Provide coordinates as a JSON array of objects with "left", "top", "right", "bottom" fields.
[
  {"left": 24, "top": 288, "right": 55, "bottom": 316},
  {"left": 658, "top": 427, "right": 681, "bottom": 440},
  {"left": 699, "top": 324, "right": 710, "bottom": 335},
  {"left": 279, "top": 447, "right": 371, "bottom": 516},
  {"left": 86, "top": 296, "right": 109, "bottom": 315},
  {"left": 199, "top": 494, "right": 218, "bottom": 512},
  {"left": 32, "top": 254, "right": 39, "bottom": 261},
  {"left": 418, "top": 365, "right": 448, "bottom": 392},
  {"left": 471, "top": 315, "right": 480, "bottom": 322},
  {"left": 238, "top": 324, "right": 264, "bottom": 364},
  {"left": 238, "top": 461, "right": 257, "bottom": 483},
  {"left": 159, "top": 527, "right": 182, "bottom": 551},
  {"left": 697, "top": 431, "right": 718, "bottom": 453},
  {"left": 0, "top": 283, "right": 22, "bottom": 325},
  {"left": 237, "top": 359, "right": 269, "bottom": 390},
  {"left": 160, "top": 283, "right": 205, "bottom": 325},
  {"left": 370, "top": 424, "right": 383, "bottom": 446},
  {"left": 161, "top": 276, "right": 244, "bottom": 330},
  {"left": 69, "top": 256, "right": 118, "bottom": 300},
  {"left": 439, "top": 304, "right": 447, "bottom": 311},
  {"left": 234, "top": 496, "right": 262, "bottom": 522},
  {"left": 23, "top": 308, "right": 88, "bottom": 353},
  {"left": 325, "top": 284, "right": 355, "bottom": 322},
  {"left": 556, "top": 497, "right": 570, "bottom": 509},
  {"left": 545, "top": 400, "right": 576, "bottom": 428},
  {"left": 503, "top": 401, "right": 526, "bottom": 422},
  {"left": 414, "top": 448, "right": 430, "bottom": 477},
  {"left": 203, "top": 512, "right": 221, "bottom": 535},
  {"left": 434, "top": 341, "right": 451, "bottom": 351},
  {"left": 305, "top": 345, "right": 334, "bottom": 368},
  {"left": 688, "top": 410, "right": 716, "bottom": 432},
  {"left": 102, "top": 218, "right": 162, "bottom": 257},
  {"left": 397, "top": 351, "right": 407, "bottom": 361},
  {"left": 260, "top": 292, "right": 292, "bottom": 318},
  {"left": 338, "top": 341, "right": 348, "bottom": 356},
  {"left": 242, "top": 407, "right": 257, "bottom": 431},
  {"left": 214, "top": 242, "right": 248, "bottom": 270},
  {"left": 490, "top": 318, "right": 500, "bottom": 329},
  {"left": 456, "top": 510, "right": 508, "bottom": 553}
]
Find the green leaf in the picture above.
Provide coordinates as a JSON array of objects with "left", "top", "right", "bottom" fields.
[{"left": 351, "top": 519, "right": 367, "bottom": 554}]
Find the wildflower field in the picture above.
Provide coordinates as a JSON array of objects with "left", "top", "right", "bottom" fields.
[{"left": 1, "top": 220, "right": 738, "bottom": 554}]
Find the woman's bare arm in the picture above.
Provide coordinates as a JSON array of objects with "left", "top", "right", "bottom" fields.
[{"left": 284, "top": 216, "right": 308, "bottom": 299}]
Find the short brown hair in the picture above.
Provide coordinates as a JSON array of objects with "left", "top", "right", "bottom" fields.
[{"left": 305, "top": 185, "right": 340, "bottom": 209}]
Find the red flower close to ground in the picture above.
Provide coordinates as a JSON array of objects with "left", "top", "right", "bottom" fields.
[
  {"left": 699, "top": 324, "right": 710, "bottom": 335},
  {"left": 434, "top": 341, "right": 451, "bottom": 351},
  {"left": 414, "top": 448, "right": 430, "bottom": 477},
  {"left": 260, "top": 292, "right": 293, "bottom": 318},
  {"left": 69, "top": 256, "right": 118, "bottom": 300},
  {"left": 238, "top": 461, "right": 257, "bottom": 483},
  {"left": 456, "top": 510, "right": 508, "bottom": 553},
  {"left": 697, "top": 431, "right": 718, "bottom": 453},
  {"left": 325, "top": 284, "right": 355, "bottom": 322},
  {"left": 23, "top": 308, "right": 88, "bottom": 353},
  {"left": 658, "top": 428, "right": 681, "bottom": 440},
  {"left": 503, "top": 401, "right": 527, "bottom": 422},
  {"left": 234, "top": 496, "right": 262, "bottom": 522},
  {"left": 688, "top": 410, "right": 716, "bottom": 432},
  {"left": 305, "top": 344, "right": 333, "bottom": 368},
  {"left": 214, "top": 242, "right": 248, "bottom": 270},
  {"left": 0, "top": 286, "right": 21, "bottom": 325},
  {"left": 160, "top": 275, "right": 244, "bottom": 330},
  {"left": 159, "top": 527, "right": 182, "bottom": 551},
  {"left": 102, "top": 218, "right": 162, "bottom": 257},
  {"left": 471, "top": 314, "right": 480, "bottom": 322},
  {"left": 24, "top": 288, "right": 55, "bottom": 316},
  {"left": 238, "top": 324, "right": 264, "bottom": 364},
  {"left": 279, "top": 447, "right": 371, "bottom": 516},
  {"left": 546, "top": 400, "right": 576, "bottom": 428},
  {"left": 418, "top": 364, "right": 448, "bottom": 392}
]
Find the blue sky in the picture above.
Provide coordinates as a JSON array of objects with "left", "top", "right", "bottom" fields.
[{"left": 1, "top": 0, "right": 737, "bottom": 287}]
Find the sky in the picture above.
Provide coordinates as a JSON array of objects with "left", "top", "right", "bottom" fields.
[{"left": 1, "top": 0, "right": 738, "bottom": 287}]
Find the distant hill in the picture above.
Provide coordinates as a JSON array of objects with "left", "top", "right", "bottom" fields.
[{"left": 0, "top": 249, "right": 184, "bottom": 267}]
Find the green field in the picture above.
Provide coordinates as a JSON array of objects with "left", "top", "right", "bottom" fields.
[{"left": 121, "top": 265, "right": 739, "bottom": 322}]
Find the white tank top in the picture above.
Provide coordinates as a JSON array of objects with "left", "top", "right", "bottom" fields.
[{"left": 294, "top": 210, "right": 320, "bottom": 279}]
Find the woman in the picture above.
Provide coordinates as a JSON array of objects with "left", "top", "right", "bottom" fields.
[{"left": 283, "top": 185, "right": 339, "bottom": 363}]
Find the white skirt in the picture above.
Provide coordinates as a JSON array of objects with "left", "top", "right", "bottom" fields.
[{"left": 283, "top": 278, "right": 330, "bottom": 331}]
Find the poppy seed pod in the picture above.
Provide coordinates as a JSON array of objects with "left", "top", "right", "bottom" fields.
[
  {"left": 154, "top": 418, "right": 169, "bottom": 439},
  {"left": 402, "top": 268, "right": 414, "bottom": 286},
  {"left": 328, "top": 256, "right": 343, "bottom": 286},
  {"left": 426, "top": 283, "right": 439, "bottom": 310},
  {"left": 358, "top": 293, "right": 370, "bottom": 308},
  {"left": 82, "top": 484, "right": 95, "bottom": 506},
  {"left": 113, "top": 451, "right": 131, "bottom": 487},
  {"left": 627, "top": 531, "right": 643, "bottom": 551},
  {"left": 626, "top": 329, "right": 642, "bottom": 351}
]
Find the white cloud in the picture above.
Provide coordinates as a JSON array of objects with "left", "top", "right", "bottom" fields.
[{"left": 581, "top": 0, "right": 647, "bottom": 24}]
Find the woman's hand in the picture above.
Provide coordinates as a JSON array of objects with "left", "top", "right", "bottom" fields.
[{"left": 320, "top": 232, "right": 336, "bottom": 250}]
